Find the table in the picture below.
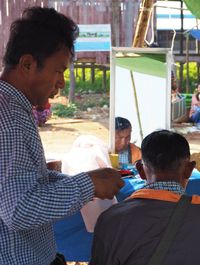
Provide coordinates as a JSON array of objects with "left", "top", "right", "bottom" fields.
[{"left": 53, "top": 169, "right": 200, "bottom": 262}]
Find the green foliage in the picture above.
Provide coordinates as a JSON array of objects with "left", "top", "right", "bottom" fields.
[
  {"left": 63, "top": 67, "right": 110, "bottom": 95},
  {"left": 52, "top": 103, "right": 77, "bottom": 118},
  {"left": 98, "top": 97, "right": 110, "bottom": 107},
  {"left": 182, "top": 93, "right": 192, "bottom": 109},
  {"left": 177, "top": 62, "right": 198, "bottom": 93},
  {"left": 52, "top": 65, "right": 110, "bottom": 117}
]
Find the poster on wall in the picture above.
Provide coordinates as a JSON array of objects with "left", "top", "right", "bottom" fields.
[{"left": 75, "top": 24, "right": 111, "bottom": 52}]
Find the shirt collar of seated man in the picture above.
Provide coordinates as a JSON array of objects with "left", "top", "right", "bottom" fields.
[{"left": 135, "top": 129, "right": 196, "bottom": 190}]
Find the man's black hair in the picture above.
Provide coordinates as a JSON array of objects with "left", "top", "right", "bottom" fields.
[
  {"left": 141, "top": 130, "right": 190, "bottom": 172},
  {"left": 115, "top": 117, "right": 132, "bottom": 131},
  {"left": 3, "top": 6, "right": 79, "bottom": 69}
]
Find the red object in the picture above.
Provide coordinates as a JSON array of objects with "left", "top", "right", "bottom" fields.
[
  {"left": 43, "top": 101, "right": 51, "bottom": 109},
  {"left": 119, "top": 169, "right": 133, "bottom": 176}
]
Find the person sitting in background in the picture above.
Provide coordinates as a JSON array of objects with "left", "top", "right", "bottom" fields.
[
  {"left": 189, "top": 83, "right": 200, "bottom": 124},
  {"left": 115, "top": 117, "right": 141, "bottom": 165},
  {"left": 33, "top": 99, "right": 52, "bottom": 127},
  {"left": 90, "top": 129, "right": 200, "bottom": 265}
]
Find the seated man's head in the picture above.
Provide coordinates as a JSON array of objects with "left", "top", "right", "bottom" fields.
[
  {"left": 136, "top": 130, "right": 196, "bottom": 188},
  {"left": 115, "top": 117, "right": 132, "bottom": 153}
]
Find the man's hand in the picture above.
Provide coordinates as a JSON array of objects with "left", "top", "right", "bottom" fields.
[{"left": 87, "top": 168, "right": 124, "bottom": 199}]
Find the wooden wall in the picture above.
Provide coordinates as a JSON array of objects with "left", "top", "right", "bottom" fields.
[{"left": 0, "top": 0, "right": 140, "bottom": 69}]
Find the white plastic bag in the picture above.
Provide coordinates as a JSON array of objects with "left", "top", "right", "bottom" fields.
[{"left": 62, "top": 135, "right": 117, "bottom": 232}]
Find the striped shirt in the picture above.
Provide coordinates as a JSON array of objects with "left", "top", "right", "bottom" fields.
[{"left": 0, "top": 80, "right": 94, "bottom": 265}]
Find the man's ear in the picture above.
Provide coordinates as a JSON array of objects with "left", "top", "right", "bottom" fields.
[
  {"left": 184, "top": 160, "right": 196, "bottom": 180},
  {"left": 135, "top": 160, "right": 146, "bottom": 180},
  {"left": 18, "top": 54, "right": 36, "bottom": 73}
]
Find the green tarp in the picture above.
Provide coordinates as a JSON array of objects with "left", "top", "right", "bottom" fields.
[
  {"left": 116, "top": 54, "right": 166, "bottom": 78},
  {"left": 184, "top": 0, "right": 200, "bottom": 19}
]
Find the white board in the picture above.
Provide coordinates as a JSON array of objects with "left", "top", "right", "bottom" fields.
[{"left": 109, "top": 48, "right": 172, "bottom": 151}]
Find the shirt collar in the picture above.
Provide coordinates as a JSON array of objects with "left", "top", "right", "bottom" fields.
[
  {"left": 143, "top": 181, "right": 185, "bottom": 195},
  {"left": 0, "top": 80, "right": 33, "bottom": 113}
]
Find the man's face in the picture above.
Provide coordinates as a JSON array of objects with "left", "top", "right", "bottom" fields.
[
  {"left": 27, "top": 47, "right": 70, "bottom": 106},
  {"left": 115, "top": 127, "right": 132, "bottom": 153}
]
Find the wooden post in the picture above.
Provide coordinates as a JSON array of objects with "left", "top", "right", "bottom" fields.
[
  {"left": 103, "top": 68, "right": 107, "bottom": 92},
  {"left": 82, "top": 63, "right": 85, "bottom": 82},
  {"left": 132, "top": 0, "right": 154, "bottom": 47},
  {"left": 69, "top": 62, "right": 75, "bottom": 103},
  {"left": 91, "top": 63, "right": 95, "bottom": 83},
  {"left": 111, "top": 0, "right": 121, "bottom": 46},
  {"left": 197, "top": 38, "right": 200, "bottom": 84},
  {"left": 75, "top": 66, "right": 78, "bottom": 78},
  {"left": 124, "top": 0, "right": 136, "bottom": 46},
  {"left": 179, "top": 63, "right": 184, "bottom": 92},
  {"left": 185, "top": 34, "right": 190, "bottom": 93},
  {"left": 197, "top": 63, "right": 200, "bottom": 84},
  {"left": 179, "top": 0, "right": 184, "bottom": 92}
]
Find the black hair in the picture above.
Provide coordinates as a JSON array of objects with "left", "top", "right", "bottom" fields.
[
  {"left": 141, "top": 130, "right": 190, "bottom": 172},
  {"left": 115, "top": 117, "right": 132, "bottom": 131},
  {"left": 3, "top": 6, "right": 79, "bottom": 69}
]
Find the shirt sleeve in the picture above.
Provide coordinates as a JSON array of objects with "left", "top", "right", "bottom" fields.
[
  {"left": 0, "top": 120, "right": 94, "bottom": 231},
  {"left": 47, "top": 170, "right": 68, "bottom": 181}
]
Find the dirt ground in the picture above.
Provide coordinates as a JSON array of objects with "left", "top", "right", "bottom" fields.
[{"left": 39, "top": 116, "right": 109, "bottom": 161}]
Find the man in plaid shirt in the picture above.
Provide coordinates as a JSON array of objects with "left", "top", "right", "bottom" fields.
[{"left": 0, "top": 7, "right": 124, "bottom": 265}]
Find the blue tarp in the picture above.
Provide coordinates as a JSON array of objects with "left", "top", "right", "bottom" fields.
[{"left": 189, "top": 29, "right": 200, "bottom": 41}]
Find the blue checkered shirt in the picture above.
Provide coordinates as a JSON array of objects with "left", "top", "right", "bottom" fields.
[
  {"left": 118, "top": 149, "right": 129, "bottom": 164},
  {"left": 0, "top": 80, "right": 94, "bottom": 265}
]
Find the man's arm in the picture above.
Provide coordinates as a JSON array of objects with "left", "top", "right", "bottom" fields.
[
  {"left": 2, "top": 168, "right": 123, "bottom": 231},
  {"left": 0, "top": 118, "right": 123, "bottom": 231}
]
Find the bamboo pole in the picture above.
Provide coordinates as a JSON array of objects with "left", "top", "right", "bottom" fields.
[
  {"left": 131, "top": 0, "right": 154, "bottom": 141},
  {"left": 130, "top": 71, "right": 143, "bottom": 142},
  {"left": 132, "top": 0, "right": 154, "bottom": 48}
]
